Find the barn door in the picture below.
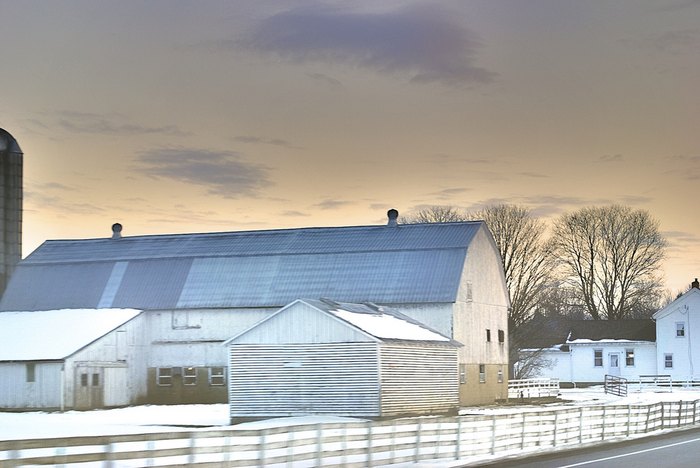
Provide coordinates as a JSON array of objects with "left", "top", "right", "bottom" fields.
[{"left": 75, "top": 367, "right": 104, "bottom": 409}]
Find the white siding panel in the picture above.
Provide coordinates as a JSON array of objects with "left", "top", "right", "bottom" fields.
[
  {"left": 229, "top": 342, "right": 380, "bottom": 418},
  {"left": 379, "top": 345, "right": 459, "bottom": 416},
  {"left": 0, "top": 362, "right": 62, "bottom": 409}
]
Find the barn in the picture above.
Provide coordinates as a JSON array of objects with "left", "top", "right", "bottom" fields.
[
  {"left": 0, "top": 211, "right": 510, "bottom": 407},
  {"left": 225, "top": 299, "right": 461, "bottom": 420},
  {"left": 0, "top": 308, "right": 142, "bottom": 410}
]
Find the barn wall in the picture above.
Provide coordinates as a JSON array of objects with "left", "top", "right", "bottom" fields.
[
  {"left": 454, "top": 226, "right": 510, "bottom": 404},
  {"left": 0, "top": 362, "right": 62, "bottom": 409},
  {"left": 229, "top": 342, "right": 381, "bottom": 419},
  {"left": 379, "top": 344, "right": 459, "bottom": 416},
  {"left": 66, "top": 313, "right": 148, "bottom": 409}
]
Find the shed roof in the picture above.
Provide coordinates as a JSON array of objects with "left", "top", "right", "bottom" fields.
[
  {"left": 1, "top": 222, "right": 483, "bottom": 311},
  {"left": 519, "top": 316, "right": 656, "bottom": 349},
  {"left": 0, "top": 309, "right": 141, "bottom": 361},
  {"left": 225, "top": 298, "right": 460, "bottom": 346}
]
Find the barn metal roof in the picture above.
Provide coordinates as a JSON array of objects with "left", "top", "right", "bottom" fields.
[{"left": 0, "top": 222, "right": 483, "bottom": 311}]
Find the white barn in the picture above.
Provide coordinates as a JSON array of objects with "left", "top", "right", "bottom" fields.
[
  {"left": 0, "top": 211, "right": 510, "bottom": 408},
  {"left": 0, "top": 309, "right": 142, "bottom": 410},
  {"left": 225, "top": 299, "right": 461, "bottom": 420}
]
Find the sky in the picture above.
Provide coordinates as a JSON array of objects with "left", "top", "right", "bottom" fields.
[{"left": 1, "top": 0, "right": 698, "bottom": 294}]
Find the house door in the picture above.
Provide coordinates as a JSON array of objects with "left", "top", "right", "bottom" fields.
[
  {"left": 608, "top": 353, "right": 621, "bottom": 376},
  {"left": 75, "top": 367, "right": 104, "bottom": 409}
]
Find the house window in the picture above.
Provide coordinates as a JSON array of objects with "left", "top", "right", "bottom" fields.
[
  {"left": 665, "top": 354, "right": 673, "bottom": 369},
  {"left": 183, "top": 367, "right": 197, "bottom": 386},
  {"left": 498, "top": 329, "right": 505, "bottom": 343},
  {"left": 497, "top": 366, "right": 504, "bottom": 383},
  {"left": 26, "top": 363, "right": 36, "bottom": 383},
  {"left": 157, "top": 367, "right": 173, "bottom": 386},
  {"left": 459, "top": 364, "right": 467, "bottom": 384},
  {"left": 486, "top": 329, "right": 492, "bottom": 342},
  {"left": 209, "top": 367, "right": 226, "bottom": 386},
  {"left": 676, "top": 322, "right": 686, "bottom": 337},
  {"left": 479, "top": 364, "right": 486, "bottom": 383},
  {"left": 625, "top": 349, "right": 635, "bottom": 367},
  {"left": 594, "top": 349, "right": 603, "bottom": 367}
]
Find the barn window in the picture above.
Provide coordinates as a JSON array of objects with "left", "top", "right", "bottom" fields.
[
  {"left": 498, "top": 329, "right": 505, "bottom": 343},
  {"left": 81, "top": 373, "right": 89, "bottom": 387},
  {"left": 183, "top": 367, "right": 197, "bottom": 385},
  {"left": 665, "top": 354, "right": 674, "bottom": 369},
  {"left": 157, "top": 367, "right": 173, "bottom": 386},
  {"left": 486, "top": 329, "right": 491, "bottom": 342},
  {"left": 479, "top": 364, "right": 486, "bottom": 383},
  {"left": 625, "top": 349, "right": 635, "bottom": 367},
  {"left": 594, "top": 349, "right": 603, "bottom": 367},
  {"left": 209, "top": 367, "right": 225, "bottom": 386},
  {"left": 459, "top": 364, "right": 467, "bottom": 384},
  {"left": 677, "top": 322, "right": 686, "bottom": 337},
  {"left": 26, "top": 363, "right": 36, "bottom": 383},
  {"left": 92, "top": 373, "right": 100, "bottom": 387},
  {"left": 497, "top": 366, "right": 504, "bottom": 383}
]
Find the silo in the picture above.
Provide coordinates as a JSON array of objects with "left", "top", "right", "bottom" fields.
[{"left": 0, "top": 128, "right": 22, "bottom": 298}]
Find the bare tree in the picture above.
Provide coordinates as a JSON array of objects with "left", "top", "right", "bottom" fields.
[
  {"left": 551, "top": 205, "right": 667, "bottom": 320},
  {"left": 400, "top": 205, "right": 467, "bottom": 224}
]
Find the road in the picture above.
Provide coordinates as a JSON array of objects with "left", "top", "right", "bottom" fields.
[{"left": 472, "top": 426, "right": 700, "bottom": 468}]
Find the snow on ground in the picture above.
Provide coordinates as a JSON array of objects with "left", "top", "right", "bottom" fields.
[{"left": 3, "top": 386, "right": 700, "bottom": 441}]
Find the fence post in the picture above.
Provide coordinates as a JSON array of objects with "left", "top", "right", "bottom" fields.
[
  {"left": 601, "top": 407, "right": 606, "bottom": 441},
  {"left": 579, "top": 407, "right": 584, "bottom": 444},
  {"left": 627, "top": 405, "right": 632, "bottom": 437},
  {"left": 367, "top": 421, "right": 374, "bottom": 467},
  {"left": 521, "top": 413, "right": 526, "bottom": 449},
  {"left": 661, "top": 402, "right": 666, "bottom": 430},
  {"left": 455, "top": 417, "right": 462, "bottom": 460},
  {"left": 260, "top": 429, "right": 268, "bottom": 468},
  {"left": 414, "top": 419, "right": 422, "bottom": 462},
  {"left": 316, "top": 423, "right": 324, "bottom": 467},
  {"left": 695, "top": 401, "right": 698, "bottom": 425},
  {"left": 553, "top": 411, "right": 559, "bottom": 447}
]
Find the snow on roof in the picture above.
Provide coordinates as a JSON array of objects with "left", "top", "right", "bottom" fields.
[
  {"left": 330, "top": 307, "right": 451, "bottom": 342},
  {"left": 0, "top": 309, "right": 141, "bottom": 361},
  {"left": 566, "top": 338, "right": 655, "bottom": 344}
]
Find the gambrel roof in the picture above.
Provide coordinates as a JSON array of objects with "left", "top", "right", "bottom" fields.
[{"left": 0, "top": 222, "right": 485, "bottom": 311}]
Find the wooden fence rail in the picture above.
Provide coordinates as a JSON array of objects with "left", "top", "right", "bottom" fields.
[
  {"left": 508, "top": 378, "right": 560, "bottom": 399},
  {"left": 2, "top": 400, "right": 700, "bottom": 467}
]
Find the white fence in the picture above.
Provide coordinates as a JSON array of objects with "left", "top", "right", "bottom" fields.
[
  {"left": 2, "top": 400, "right": 700, "bottom": 467},
  {"left": 508, "top": 378, "right": 560, "bottom": 399}
]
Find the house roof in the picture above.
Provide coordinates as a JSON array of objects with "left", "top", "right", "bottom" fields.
[
  {"left": 225, "top": 298, "right": 460, "bottom": 346},
  {"left": 518, "top": 316, "right": 656, "bottom": 348},
  {"left": 653, "top": 286, "right": 700, "bottom": 320},
  {"left": 0, "top": 309, "right": 141, "bottom": 361},
  {"left": 0, "top": 222, "right": 483, "bottom": 311}
]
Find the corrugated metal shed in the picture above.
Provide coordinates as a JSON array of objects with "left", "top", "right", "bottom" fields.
[{"left": 0, "top": 222, "right": 482, "bottom": 311}]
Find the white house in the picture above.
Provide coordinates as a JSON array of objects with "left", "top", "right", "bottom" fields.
[
  {"left": 0, "top": 309, "right": 143, "bottom": 410},
  {"left": 653, "top": 280, "right": 700, "bottom": 381},
  {"left": 0, "top": 210, "right": 510, "bottom": 408},
  {"left": 225, "top": 299, "right": 461, "bottom": 421},
  {"left": 522, "top": 280, "right": 700, "bottom": 385}
]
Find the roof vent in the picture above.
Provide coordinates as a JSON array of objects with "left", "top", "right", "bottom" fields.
[
  {"left": 387, "top": 209, "right": 399, "bottom": 227},
  {"left": 693, "top": 278, "right": 699, "bottom": 289},
  {"left": 111, "top": 223, "right": 123, "bottom": 240}
]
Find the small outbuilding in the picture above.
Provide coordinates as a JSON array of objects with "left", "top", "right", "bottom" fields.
[
  {"left": 0, "top": 308, "right": 143, "bottom": 410},
  {"left": 225, "top": 299, "right": 461, "bottom": 421}
]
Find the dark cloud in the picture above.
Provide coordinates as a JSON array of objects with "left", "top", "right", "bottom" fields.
[
  {"left": 234, "top": 135, "right": 300, "bottom": 149},
  {"left": 430, "top": 188, "right": 471, "bottom": 200},
  {"left": 313, "top": 199, "right": 352, "bottom": 210},
  {"left": 56, "top": 111, "right": 187, "bottom": 136},
  {"left": 599, "top": 154, "right": 624, "bottom": 163},
  {"left": 280, "top": 210, "right": 310, "bottom": 217},
  {"left": 136, "top": 148, "right": 270, "bottom": 198},
  {"left": 306, "top": 72, "right": 343, "bottom": 87},
  {"left": 240, "top": 4, "right": 496, "bottom": 86}
]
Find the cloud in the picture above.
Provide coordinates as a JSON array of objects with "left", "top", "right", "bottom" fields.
[
  {"left": 313, "top": 199, "right": 352, "bottom": 210},
  {"left": 55, "top": 111, "right": 187, "bottom": 136},
  {"left": 666, "top": 154, "right": 700, "bottom": 180},
  {"left": 239, "top": 4, "right": 496, "bottom": 86},
  {"left": 233, "top": 135, "right": 301, "bottom": 149},
  {"left": 280, "top": 210, "right": 310, "bottom": 217},
  {"left": 429, "top": 187, "right": 471, "bottom": 200},
  {"left": 135, "top": 147, "right": 270, "bottom": 198},
  {"left": 306, "top": 72, "right": 343, "bottom": 88},
  {"left": 518, "top": 172, "right": 549, "bottom": 178},
  {"left": 599, "top": 154, "right": 624, "bottom": 163}
]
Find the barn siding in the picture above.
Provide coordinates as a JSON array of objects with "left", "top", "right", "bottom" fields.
[
  {"left": 0, "top": 362, "right": 62, "bottom": 409},
  {"left": 229, "top": 342, "right": 381, "bottom": 419},
  {"left": 379, "top": 344, "right": 459, "bottom": 416}
]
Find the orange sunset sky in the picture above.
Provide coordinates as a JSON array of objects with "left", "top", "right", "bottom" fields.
[{"left": 1, "top": 0, "right": 698, "bottom": 293}]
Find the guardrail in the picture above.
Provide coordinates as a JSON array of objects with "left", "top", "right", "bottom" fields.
[
  {"left": 508, "top": 378, "right": 560, "bottom": 399},
  {"left": 5, "top": 399, "right": 700, "bottom": 467}
]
